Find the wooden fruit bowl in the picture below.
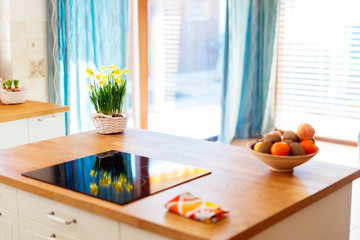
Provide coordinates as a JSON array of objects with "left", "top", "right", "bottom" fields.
[{"left": 247, "top": 141, "right": 319, "bottom": 173}]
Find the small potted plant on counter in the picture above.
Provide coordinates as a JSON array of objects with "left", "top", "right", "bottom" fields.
[
  {"left": 0, "top": 79, "right": 27, "bottom": 104},
  {"left": 87, "top": 65, "right": 129, "bottom": 134},
  {"left": 13, "top": 79, "right": 21, "bottom": 92},
  {"left": 6, "top": 80, "right": 12, "bottom": 91}
]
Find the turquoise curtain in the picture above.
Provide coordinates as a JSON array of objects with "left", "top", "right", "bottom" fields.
[
  {"left": 220, "top": 0, "right": 279, "bottom": 143},
  {"left": 48, "top": 0, "right": 129, "bottom": 134}
]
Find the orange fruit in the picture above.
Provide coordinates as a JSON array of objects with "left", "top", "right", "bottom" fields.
[
  {"left": 254, "top": 142, "right": 262, "bottom": 151},
  {"left": 300, "top": 140, "right": 317, "bottom": 154},
  {"left": 270, "top": 142, "right": 290, "bottom": 156}
]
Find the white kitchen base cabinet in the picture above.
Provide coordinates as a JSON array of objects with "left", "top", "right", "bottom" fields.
[
  {"left": 17, "top": 190, "right": 120, "bottom": 240},
  {"left": 0, "top": 183, "right": 19, "bottom": 240},
  {"left": 0, "top": 208, "right": 19, "bottom": 240},
  {"left": 1, "top": 184, "right": 169, "bottom": 240},
  {"left": 120, "top": 224, "right": 169, "bottom": 240},
  {"left": 0, "top": 119, "right": 28, "bottom": 150},
  {"left": 28, "top": 113, "right": 66, "bottom": 143},
  {"left": 0, "top": 183, "right": 18, "bottom": 213},
  {"left": 19, "top": 217, "right": 80, "bottom": 240},
  {"left": 0, "top": 113, "right": 66, "bottom": 150}
]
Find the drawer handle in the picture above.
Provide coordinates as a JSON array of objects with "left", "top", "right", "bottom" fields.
[
  {"left": 38, "top": 115, "right": 57, "bottom": 122},
  {"left": 46, "top": 211, "right": 76, "bottom": 225},
  {"left": 48, "top": 234, "right": 59, "bottom": 240}
]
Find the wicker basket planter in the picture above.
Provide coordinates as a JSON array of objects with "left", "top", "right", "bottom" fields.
[
  {"left": 90, "top": 113, "right": 128, "bottom": 134},
  {"left": 0, "top": 88, "right": 27, "bottom": 104}
]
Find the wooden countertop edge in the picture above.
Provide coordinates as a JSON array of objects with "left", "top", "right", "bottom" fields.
[
  {"left": 229, "top": 170, "right": 360, "bottom": 239},
  {"left": 1, "top": 168, "right": 360, "bottom": 240},
  {"left": 0, "top": 106, "right": 69, "bottom": 123}
]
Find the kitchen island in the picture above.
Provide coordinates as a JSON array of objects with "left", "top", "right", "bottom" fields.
[{"left": 0, "top": 128, "right": 359, "bottom": 239}]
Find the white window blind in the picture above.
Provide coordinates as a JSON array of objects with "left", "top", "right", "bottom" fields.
[{"left": 275, "top": 0, "right": 360, "bottom": 141}]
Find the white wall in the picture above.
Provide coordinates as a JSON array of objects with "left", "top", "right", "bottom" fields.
[{"left": 0, "top": 0, "right": 49, "bottom": 102}]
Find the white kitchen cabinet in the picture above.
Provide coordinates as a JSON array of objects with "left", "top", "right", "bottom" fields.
[
  {"left": 2, "top": 185, "right": 168, "bottom": 240},
  {"left": 0, "top": 208, "right": 19, "bottom": 240},
  {"left": 0, "top": 119, "right": 28, "bottom": 149},
  {"left": 0, "top": 183, "right": 19, "bottom": 240},
  {"left": 120, "top": 224, "right": 169, "bottom": 240},
  {"left": 19, "top": 217, "right": 80, "bottom": 240},
  {"left": 0, "top": 113, "right": 66, "bottom": 150},
  {"left": 28, "top": 113, "right": 65, "bottom": 143},
  {"left": 0, "top": 183, "right": 18, "bottom": 213},
  {"left": 17, "top": 190, "right": 120, "bottom": 240}
]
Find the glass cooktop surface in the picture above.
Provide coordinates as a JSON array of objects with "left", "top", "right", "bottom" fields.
[{"left": 22, "top": 150, "right": 211, "bottom": 205}]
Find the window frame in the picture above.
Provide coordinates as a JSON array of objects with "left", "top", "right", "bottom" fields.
[{"left": 274, "top": 0, "right": 358, "bottom": 147}]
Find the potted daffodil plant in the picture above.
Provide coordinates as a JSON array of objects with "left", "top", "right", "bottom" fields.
[{"left": 87, "top": 64, "right": 129, "bottom": 134}]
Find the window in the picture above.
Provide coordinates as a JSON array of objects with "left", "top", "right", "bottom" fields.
[
  {"left": 275, "top": 0, "right": 360, "bottom": 141},
  {"left": 146, "top": 0, "right": 226, "bottom": 139}
]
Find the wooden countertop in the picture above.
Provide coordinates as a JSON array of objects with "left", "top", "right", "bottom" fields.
[
  {"left": 0, "top": 128, "right": 359, "bottom": 239},
  {"left": 0, "top": 100, "right": 69, "bottom": 123}
]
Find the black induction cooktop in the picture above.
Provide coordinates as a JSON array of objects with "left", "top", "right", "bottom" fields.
[{"left": 22, "top": 150, "right": 211, "bottom": 205}]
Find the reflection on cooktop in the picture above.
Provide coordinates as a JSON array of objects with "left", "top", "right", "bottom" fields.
[{"left": 22, "top": 150, "right": 211, "bottom": 205}]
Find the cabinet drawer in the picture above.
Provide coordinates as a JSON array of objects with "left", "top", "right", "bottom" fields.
[
  {"left": 19, "top": 217, "right": 80, "bottom": 240},
  {"left": 0, "top": 207, "right": 19, "bottom": 240},
  {"left": 28, "top": 113, "right": 65, "bottom": 143},
  {"left": 0, "top": 183, "right": 17, "bottom": 213},
  {"left": 120, "top": 223, "right": 170, "bottom": 240},
  {"left": 0, "top": 119, "right": 28, "bottom": 149},
  {"left": 18, "top": 190, "right": 120, "bottom": 240}
]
